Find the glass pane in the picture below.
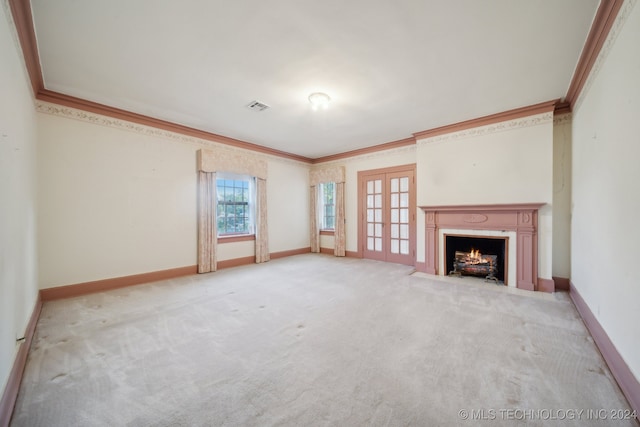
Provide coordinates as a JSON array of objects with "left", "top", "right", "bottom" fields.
[
  {"left": 367, "top": 237, "right": 374, "bottom": 250},
  {"left": 374, "top": 179, "right": 382, "bottom": 193},
  {"left": 367, "top": 209, "right": 374, "bottom": 222},
  {"left": 400, "top": 240, "right": 409, "bottom": 255},
  {"left": 367, "top": 223, "right": 374, "bottom": 237},
  {"left": 391, "top": 224, "right": 399, "bottom": 238},
  {"left": 400, "top": 208, "right": 409, "bottom": 223},
  {"left": 374, "top": 209, "right": 382, "bottom": 223},
  {"left": 391, "top": 239, "right": 399, "bottom": 254},
  {"left": 390, "top": 178, "right": 399, "bottom": 193},
  {"left": 367, "top": 195, "right": 374, "bottom": 208},
  {"left": 375, "top": 223, "right": 382, "bottom": 237},
  {"left": 390, "top": 193, "right": 399, "bottom": 208},
  {"left": 400, "top": 224, "right": 409, "bottom": 239},
  {"left": 400, "top": 177, "right": 409, "bottom": 192},
  {"left": 400, "top": 193, "right": 409, "bottom": 207},
  {"left": 367, "top": 181, "right": 374, "bottom": 194},
  {"left": 374, "top": 194, "right": 382, "bottom": 208},
  {"left": 375, "top": 238, "right": 382, "bottom": 252},
  {"left": 391, "top": 209, "right": 399, "bottom": 223}
]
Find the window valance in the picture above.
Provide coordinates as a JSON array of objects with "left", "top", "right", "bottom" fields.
[
  {"left": 197, "top": 148, "right": 267, "bottom": 180},
  {"left": 310, "top": 166, "right": 345, "bottom": 186}
]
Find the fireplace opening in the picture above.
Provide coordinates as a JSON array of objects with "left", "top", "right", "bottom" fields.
[{"left": 445, "top": 235, "right": 507, "bottom": 284}]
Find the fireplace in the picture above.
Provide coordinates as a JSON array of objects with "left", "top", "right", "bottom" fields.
[
  {"left": 445, "top": 235, "right": 507, "bottom": 284},
  {"left": 419, "top": 204, "right": 551, "bottom": 292}
]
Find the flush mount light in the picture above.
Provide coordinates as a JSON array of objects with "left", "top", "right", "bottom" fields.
[{"left": 308, "top": 92, "right": 331, "bottom": 110}]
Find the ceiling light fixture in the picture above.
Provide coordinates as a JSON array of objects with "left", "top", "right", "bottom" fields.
[{"left": 308, "top": 92, "right": 331, "bottom": 110}]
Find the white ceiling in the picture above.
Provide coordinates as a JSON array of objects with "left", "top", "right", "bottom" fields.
[{"left": 30, "top": 0, "right": 599, "bottom": 159}]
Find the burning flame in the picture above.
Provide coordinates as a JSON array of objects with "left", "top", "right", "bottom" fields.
[{"left": 467, "top": 249, "right": 491, "bottom": 264}]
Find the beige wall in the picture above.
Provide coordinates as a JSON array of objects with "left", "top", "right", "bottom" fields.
[
  {"left": 37, "top": 109, "right": 310, "bottom": 288},
  {"left": 415, "top": 114, "right": 554, "bottom": 279},
  {"left": 571, "top": 0, "right": 640, "bottom": 380},
  {"left": 0, "top": 2, "right": 40, "bottom": 396},
  {"left": 552, "top": 114, "right": 572, "bottom": 279}
]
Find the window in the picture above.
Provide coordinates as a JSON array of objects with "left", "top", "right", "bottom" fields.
[
  {"left": 319, "top": 182, "right": 336, "bottom": 230},
  {"left": 216, "top": 174, "right": 255, "bottom": 236}
]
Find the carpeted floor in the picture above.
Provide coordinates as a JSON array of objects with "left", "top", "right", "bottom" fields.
[{"left": 11, "top": 254, "right": 636, "bottom": 426}]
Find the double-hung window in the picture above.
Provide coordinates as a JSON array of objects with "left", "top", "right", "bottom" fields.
[
  {"left": 319, "top": 182, "right": 336, "bottom": 231},
  {"left": 216, "top": 174, "right": 255, "bottom": 236}
]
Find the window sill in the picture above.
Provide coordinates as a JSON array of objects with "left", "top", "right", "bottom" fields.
[
  {"left": 217, "top": 234, "right": 256, "bottom": 244},
  {"left": 320, "top": 230, "right": 335, "bottom": 236}
]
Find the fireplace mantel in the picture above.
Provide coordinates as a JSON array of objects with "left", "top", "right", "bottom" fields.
[{"left": 419, "top": 203, "right": 547, "bottom": 291}]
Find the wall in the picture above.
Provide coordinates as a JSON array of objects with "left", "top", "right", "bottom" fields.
[
  {"left": 552, "top": 114, "right": 572, "bottom": 279},
  {"left": 571, "top": 0, "right": 640, "bottom": 380},
  {"left": 37, "top": 106, "right": 310, "bottom": 288},
  {"left": 415, "top": 113, "right": 555, "bottom": 279},
  {"left": 0, "top": 1, "right": 39, "bottom": 398}
]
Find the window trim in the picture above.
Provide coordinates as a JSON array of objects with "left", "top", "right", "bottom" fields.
[{"left": 217, "top": 234, "right": 256, "bottom": 244}]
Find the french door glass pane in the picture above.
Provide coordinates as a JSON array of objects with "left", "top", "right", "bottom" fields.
[
  {"left": 400, "top": 224, "right": 409, "bottom": 239},
  {"left": 391, "top": 193, "right": 399, "bottom": 208},
  {"left": 400, "top": 177, "right": 409, "bottom": 192},
  {"left": 390, "top": 178, "right": 399, "bottom": 193},
  {"left": 391, "top": 224, "right": 399, "bottom": 238}
]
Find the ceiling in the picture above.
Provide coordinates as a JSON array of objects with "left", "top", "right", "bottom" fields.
[{"left": 30, "top": 0, "right": 599, "bottom": 159}]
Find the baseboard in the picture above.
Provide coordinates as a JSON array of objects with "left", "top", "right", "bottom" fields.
[
  {"left": 40, "top": 265, "right": 198, "bottom": 301},
  {"left": 217, "top": 256, "right": 255, "bottom": 270},
  {"left": 270, "top": 247, "right": 311, "bottom": 260},
  {"left": 537, "top": 277, "right": 555, "bottom": 293},
  {"left": 415, "top": 261, "right": 427, "bottom": 273},
  {"left": 0, "top": 294, "right": 42, "bottom": 427},
  {"left": 570, "top": 282, "right": 640, "bottom": 415},
  {"left": 319, "top": 247, "right": 333, "bottom": 255},
  {"left": 552, "top": 276, "right": 570, "bottom": 291},
  {"left": 346, "top": 251, "right": 359, "bottom": 258}
]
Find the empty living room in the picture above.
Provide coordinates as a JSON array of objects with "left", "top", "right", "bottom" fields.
[{"left": 1, "top": 0, "right": 639, "bottom": 425}]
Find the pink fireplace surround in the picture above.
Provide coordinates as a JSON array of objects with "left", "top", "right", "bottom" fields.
[{"left": 419, "top": 203, "right": 550, "bottom": 292}]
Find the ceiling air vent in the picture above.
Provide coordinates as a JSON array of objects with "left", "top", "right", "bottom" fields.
[{"left": 246, "top": 100, "right": 270, "bottom": 112}]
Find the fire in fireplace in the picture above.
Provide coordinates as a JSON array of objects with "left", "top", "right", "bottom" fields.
[{"left": 445, "top": 235, "right": 507, "bottom": 284}]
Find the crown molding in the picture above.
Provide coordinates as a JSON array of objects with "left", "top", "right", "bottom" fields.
[
  {"left": 414, "top": 100, "right": 556, "bottom": 142},
  {"left": 564, "top": 0, "right": 626, "bottom": 110},
  {"left": 311, "top": 137, "right": 416, "bottom": 164},
  {"left": 413, "top": 100, "right": 557, "bottom": 141},
  {"left": 572, "top": 0, "right": 636, "bottom": 113},
  {"left": 36, "top": 90, "right": 313, "bottom": 163},
  {"left": 7, "top": 0, "right": 42, "bottom": 96}
]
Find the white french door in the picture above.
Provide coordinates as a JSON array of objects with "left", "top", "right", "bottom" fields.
[{"left": 359, "top": 165, "right": 416, "bottom": 266}]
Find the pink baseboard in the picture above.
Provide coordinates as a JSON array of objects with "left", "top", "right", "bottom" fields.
[
  {"left": 0, "top": 294, "right": 42, "bottom": 427},
  {"left": 570, "top": 282, "right": 640, "bottom": 415},
  {"left": 552, "top": 276, "right": 570, "bottom": 291},
  {"left": 320, "top": 247, "right": 333, "bottom": 255},
  {"left": 537, "top": 278, "right": 555, "bottom": 293},
  {"left": 270, "top": 247, "right": 311, "bottom": 259},
  {"left": 40, "top": 265, "right": 198, "bottom": 301},
  {"left": 415, "top": 261, "right": 427, "bottom": 273}
]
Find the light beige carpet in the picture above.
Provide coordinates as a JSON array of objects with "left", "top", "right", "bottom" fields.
[{"left": 11, "top": 254, "right": 636, "bottom": 426}]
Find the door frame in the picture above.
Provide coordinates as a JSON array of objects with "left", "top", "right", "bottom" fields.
[{"left": 357, "top": 163, "right": 417, "bottom": 266}]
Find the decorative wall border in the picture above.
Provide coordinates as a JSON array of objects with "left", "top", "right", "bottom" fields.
[
  {"left": 414, "top": 100, "right": 556, "bottom": 143},
  {"left": 553, "top": 112, "right": 572, "bottom": 126},
  {"left": 35, "top": 101, "right": 309, "bottom": 168},
  {"left": 416, "top": 111, "right": 554, "bottom": 146}
]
